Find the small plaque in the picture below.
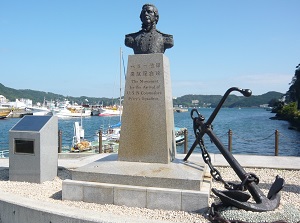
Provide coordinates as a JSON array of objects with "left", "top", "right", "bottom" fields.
[{"left": 14, "top": 139, "right": 34, "bottom": 154}]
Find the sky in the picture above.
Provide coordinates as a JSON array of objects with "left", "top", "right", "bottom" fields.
[{"left": 1, "top": 1, "right": 300, "bottom": 99}]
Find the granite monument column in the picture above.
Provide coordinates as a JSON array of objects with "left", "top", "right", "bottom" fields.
[{"left": 119, "top": 4, "right": 175, "bottom": 164}]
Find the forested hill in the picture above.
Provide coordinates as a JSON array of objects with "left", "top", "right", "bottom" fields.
[
  {"left": 173, "top": 91, "right": 284, "bottom": 108},
  {"left": 0, "top": 83, "right": 113, "bottom": 106},
  {"left": 0, "top": 83, "right": 283, "bottom": 107}
]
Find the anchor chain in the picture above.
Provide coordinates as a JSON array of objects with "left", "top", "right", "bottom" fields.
[
  {"left": 197, "top": 137, "right": 233, "bottom": 190},
  {"left": 192, "top": 110, "right": 260, "bottom": 191}
]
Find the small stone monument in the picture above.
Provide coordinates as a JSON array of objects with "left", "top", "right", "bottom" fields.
[
  {"left": 119, "top": 4, "right": 175, "bottom": 164},
  {"left": 9, "top": 116, "right": 58, "bottom": 183}
]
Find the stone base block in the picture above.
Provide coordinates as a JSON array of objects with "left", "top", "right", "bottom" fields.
[
  {"left": 62, "top": 178, "right": 211, "bottom": 212},
  {"left": 72, "top": 154, "right": 206, "bottom": 191}
]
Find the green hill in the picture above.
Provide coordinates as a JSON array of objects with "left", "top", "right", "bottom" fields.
[
  {"left": 173, "top": 91, "right": 283, "bottom": 108},
  {"left": 0, "top": 83, "right": 117, "bottom": 106},
  {"left": 0, "top": 83, "right": 283, "bottom": 107}
]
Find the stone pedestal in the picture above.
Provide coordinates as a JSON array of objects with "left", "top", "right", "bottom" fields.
[
  {"left": 64, "top": 154, "right": 210, "bottom": 212},
  {"left": 118, "top": 54, "right": 176, "bottom": 164},
  {"left": 62, "top": 54, "right": 211, "bottom": 213}
]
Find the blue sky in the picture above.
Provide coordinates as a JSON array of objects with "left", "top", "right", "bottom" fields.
[{"left": 1, "top": 1, "right": 299, "bottom": 99}]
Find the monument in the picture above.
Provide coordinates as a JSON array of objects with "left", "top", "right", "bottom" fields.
[
  {"left": 9, "top": 116, "right": 58, "bottom": 183},
  {"left": 119, "top": 3, "right": 175, "bottom": 164},
  {"left": 63, "top": 4, "right": 210, "bottom": 212}
]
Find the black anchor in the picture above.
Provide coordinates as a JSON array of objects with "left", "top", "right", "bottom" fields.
[{"left": 184, "top": 87, "right": 285, "bottom": 212}]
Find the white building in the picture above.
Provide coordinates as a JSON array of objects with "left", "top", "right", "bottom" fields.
[
  {"left": 0, "top": 96, "right": 32, "bottom": 109},
  {"left": 0, "top": 95, "right": 8, "bottom": 104}
]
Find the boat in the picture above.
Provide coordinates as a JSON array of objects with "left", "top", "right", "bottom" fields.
[
  {"left": 91, "top": 108, "right": 100, "bottom": 116},
  {"left": 175, "top": 127, "right": 187, "bottom": 145},
  {"left": 98, "top": 122, "right": 121, "bottom": 142},
  {"left": 94, "top": 123, "right": 121, "bottom": 153},
  {"left": 98, "top": 106, "right": 122, "bottom": 117},
  {"left": 54, "top": 107, "right": 91, "bottom": 118},
  {"left": 52, "top": 100, "right": 91, "bottom": 118},
  {"left": 0, "top": 108, "right": 12, "bottom": 119},
  {"left": 26, "top": 106, "right": 52, "bottom": 116},
  {"left": 174, "top": 107, "right": 188, "bottom": 113},
  {"left": 70, "top": 121, "right": 91, "bottom": 152}
]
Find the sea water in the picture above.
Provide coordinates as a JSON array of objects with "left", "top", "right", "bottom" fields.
[{"left": 0, "top": 108, "right": 300, "bottom": 157}]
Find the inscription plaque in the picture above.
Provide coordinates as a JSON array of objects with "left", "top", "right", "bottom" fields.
[{"left": 14, "top": 139, "right": 34, "bottom": 154}]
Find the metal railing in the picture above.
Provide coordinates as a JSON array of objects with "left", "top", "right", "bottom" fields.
[
  {"left": 183, "top": 129, "right": 300, "bottom": 156},
  {"left": 227, "top": 129, "right": 300, "bottom": 156},
  {"left": 1, "top": 128, "right": 299, "bottom": 157}
]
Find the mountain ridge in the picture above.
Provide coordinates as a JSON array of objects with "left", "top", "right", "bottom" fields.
[{"left": 0, "top": 83, "right": 284, "bottom": 107}]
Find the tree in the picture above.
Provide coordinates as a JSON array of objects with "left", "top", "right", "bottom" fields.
[{"left": 287, "top": 63, "right": 300, "bottom": 109}]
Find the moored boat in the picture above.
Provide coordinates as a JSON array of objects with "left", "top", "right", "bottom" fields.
[
  {"left": 70, "top": 121, "right": 92, "bottom": 152},
  {"left": 174, "top": 107, "right": 188, "bottom": 113},
  {"left": 54, "top": 107, "right": 91, "bottom": 118},
  {"left": 175, "top": 127, "right": 187, "bottom": 145},
  {"left": 0, "top": 108, "right": 12, "bottom": 119},
  {"left": 52, "top": 100, "right": 91, "bottom": 118},
  {"left": 96, "top": 122, "right": 121, "bottom": 142},
  {"left": 98, "top": 106, "right": 122, "bottom": 117}
]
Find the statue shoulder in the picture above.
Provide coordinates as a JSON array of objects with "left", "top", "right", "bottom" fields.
[
  {"left": 156, "top": 30, "right": 173, "bottom": 39},
  {"left": 125, "top": 31, "right": 143, "bottom": 48},
  {"left": 156, "top": 30, "right": 174, "bottom": 48},
  {"left": 125, "top": 30, "right": 143, "bottom": 39}
]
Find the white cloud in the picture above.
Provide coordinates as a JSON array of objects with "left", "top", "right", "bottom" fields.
[{"left": 171, "top": 73, "right": 291, "bottom": 97}]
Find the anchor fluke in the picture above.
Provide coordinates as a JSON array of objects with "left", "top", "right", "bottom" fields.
[{"left": 267, "top": 175, "right": 285, "bottom": 199}]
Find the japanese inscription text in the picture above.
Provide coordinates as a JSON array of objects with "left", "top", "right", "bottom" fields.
[{"left": 126, "top": 62, "right": 163, "bottom": 101}]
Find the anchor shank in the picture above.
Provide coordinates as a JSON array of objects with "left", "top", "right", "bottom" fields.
[
  {"left": 206, "top": 128, "right": 246, "bottom": 179},
  {"left": 206, "top": 128, "right": 265, "bottom": 202}
]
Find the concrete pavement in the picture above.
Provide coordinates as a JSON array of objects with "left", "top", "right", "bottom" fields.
[
  {"left": 0, "top": 153, "right": 299, "bottom": 223},
  {"left": 0, "top": 153, "right": 299, "bottom": 169}
]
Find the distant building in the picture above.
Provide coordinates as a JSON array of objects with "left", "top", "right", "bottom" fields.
[
  {"left": 192, "top": 100, "right": 199, "bottom": 106},
  {"left": 0, "top": 97, "right": 32, "bottom": 109},
  {"left": 0, "top": 95, "right": 8, "bottom": 104}
]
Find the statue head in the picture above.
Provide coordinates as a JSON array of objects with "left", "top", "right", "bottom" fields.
[
  {"left": 140, "top": 4, "right": 159, "bottom": 30},
  {"left": 125, "top": 3, "right": 173, "bottom": 54}
]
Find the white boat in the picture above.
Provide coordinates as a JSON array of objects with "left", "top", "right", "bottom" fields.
[
  {"left": 175, "top": 127, "right": 187, "bottom": 145},
  {"left": 52, "top": 100, "right": 91, "bottom": 118},
  {"left": 54, "top": 107, "right": 91, "bottom": 118},
  {"left": 105, "top": 127, "right": 121, "bottom": 142},
  {"left": 70, "top": 121, "right": 91, "bottom": 152},
  {"left": 26, "top": 106, "right": 52, "bottom": 116},
  {"left": 98, "top": 106, "right": 122, "bottom": 117},
  {"left": 97, "top": 122, "right": 121, "bottom": 142},
  {"left": 174, "top": 107, "right": 188, "bottom": 113}
]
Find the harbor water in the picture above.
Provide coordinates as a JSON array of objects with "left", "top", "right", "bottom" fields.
[{"left": 0, "top": 108, "right": 300, "bottom": 157}]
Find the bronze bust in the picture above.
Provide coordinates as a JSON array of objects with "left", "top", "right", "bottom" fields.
[{"left": 125, "top": 4, "right": 174, "bottom": 54}]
